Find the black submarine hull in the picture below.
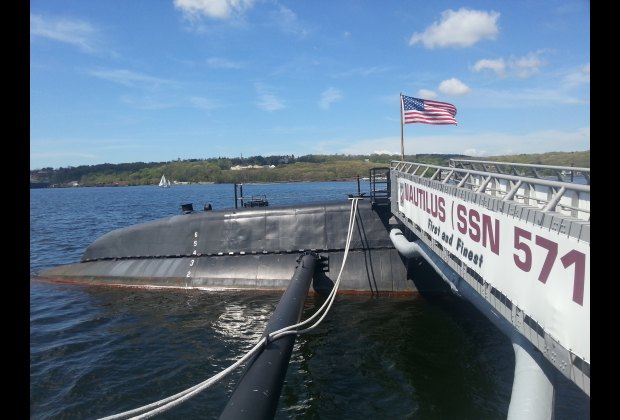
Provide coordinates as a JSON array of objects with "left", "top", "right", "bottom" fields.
[{"left": 37, "top": 200, "right": 417, "bottom": 293}]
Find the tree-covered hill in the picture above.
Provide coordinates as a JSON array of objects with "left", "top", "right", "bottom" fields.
[{"left": 30, "top": 150, "right": 590, "bottom": 188}]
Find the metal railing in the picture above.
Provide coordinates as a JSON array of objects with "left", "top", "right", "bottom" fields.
[
  {"left": 391, "top": 160, "right": 590, "bottom": 221},
  {"left": 449, "top": 158, "right": 590, "bottom": 185}
]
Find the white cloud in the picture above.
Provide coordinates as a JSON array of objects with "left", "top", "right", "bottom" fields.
[
  {"left": 88, "top": 69, "right": 176, "bottom": 89},
  {"left": 409, "top": 8, "right": 500, "bottom": 48},
  {"left": 335, "top": 127, "right": 589, "bottom": 157},
  {"left": 473, "top": 52, "right": 546, "bottom": 79},
  {"left": 471, "top": 86, "right": 588, "bottom": 107},
  {"left": 333, "top": 66, "right": 392, "bottom": 78},
  {"left": 417, "top": 89, "right": 437, "bottom": 99},
  {"left": 120, "top": 94, "right": 177, "bottom": 110},
  {"left": 30, "top": 14, "right": 105, "bottom": 54},
  {"left": 463, "top": 148, "right": 488, "bottom": 157},
  {"left": 438, "top": 78, "right": 471, "bottom": 96},
  {"left": 472, "top": 58, "right": 506, "bottom": 76},
  {"left": 563, "top": 63, "right": 590, "bottom": 88},
  {"left": 370, "top": 150, "right": 398, "bottom": 155},
  {"left": 319, "top": 88, "right": 343, "bottom": 110},
  {"left": 30, "top": 138, "right": 147, "bottom": 168},
  {"left": 271, "top": 4, "right": 309, "bottom": 37},
  {"left": 311, "top": 137, "right": 398, "bottom": 156},
  {"left": 257, "top": 93, "right": 284, "bottom": 111},
  {"left": 513, "top": 52, "right": 545, "bottom": 78},
  {"left": 189, "top": 96, "right": 218, "bottom": 110},
  {"left": 255, "top": 83, "right": 285, "bottom": 111},
  {"left": 30, "top": 151, "right": 98, "bottom": 161},
  {"left": 206, "top": 57, "right": 243, "bottom": 69},
  {"left": 173, "top": 0, "right": 255, "bottom": 20}
]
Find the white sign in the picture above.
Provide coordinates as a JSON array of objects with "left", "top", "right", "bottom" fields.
[{"left": 397, "top": 179, "right": 590, "bottom": 362}]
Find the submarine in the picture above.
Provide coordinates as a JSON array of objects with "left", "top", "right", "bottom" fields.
[{"left": 36, "top": 169, "right": 422, "bottom": 294}]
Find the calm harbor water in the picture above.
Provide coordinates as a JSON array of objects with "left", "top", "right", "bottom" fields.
[{"left": 30, "top": 182, "right": 589, "bottom": 419}]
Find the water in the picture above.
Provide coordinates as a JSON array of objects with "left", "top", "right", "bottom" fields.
[{"left": 30, "top": 183, "right": 589, "bottom": 419}]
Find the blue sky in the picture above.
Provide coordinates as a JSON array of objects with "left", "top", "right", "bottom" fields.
[{"left": 30, "top": 0, "right": 590, "bottom": 170}]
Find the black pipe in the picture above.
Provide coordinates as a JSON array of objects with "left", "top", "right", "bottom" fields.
[{"left": 219, "top": 252, "right": 318, "bottom": 420}]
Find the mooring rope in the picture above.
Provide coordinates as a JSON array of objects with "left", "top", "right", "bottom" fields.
[{"left": 99, "top": 197, "right": 361, "bottom": 420}]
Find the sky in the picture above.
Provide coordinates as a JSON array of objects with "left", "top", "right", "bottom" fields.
[{"left": 30, "top": 0, "right": 590, "bottom": 170}]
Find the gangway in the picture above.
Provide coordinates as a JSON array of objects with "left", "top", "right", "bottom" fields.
[
  {"left": 389, "top": 159, "right": 589, "bottom": 417},
  {"left": 368, "top": 167, "right": 390, "bottom": 207}
]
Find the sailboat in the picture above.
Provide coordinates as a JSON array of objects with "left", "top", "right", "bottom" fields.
[{"left": 158, "top": 174, "right": 171, "bottom": 188}]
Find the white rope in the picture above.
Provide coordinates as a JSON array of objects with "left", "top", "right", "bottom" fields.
[
  {"left": 98, "top": 197, "right": 361, "bottom": 420},
  {"left": 270, "top": 196, "right": 359, "bottom": 339}
]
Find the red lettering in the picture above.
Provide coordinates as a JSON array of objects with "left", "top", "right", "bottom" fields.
[
  {"left": 456, "top": 204, "right": 500, "bottom": 255},
  {"left": 535, "top": 236, "right": 558, "bottom": 283},
  {"left": 438, "top": 197, "right": 446, "bottom": 222},
  {"left": 513, "top": 227, "right": 587, "bottom": 306},
  {"left": 456, "top": 204, "right": 467, "bottom": 234},
  {"left": 513, "top": 227, "right": 532, "bottom": 271},
  {"left": 400, "top": 182, "right": 447, "bottom": 223},
  {"left": 430, "top": 194, "right": 438, "bottom": 218},
  {"left": 482, "top": 215, "right": 500, "bottom": 255},
  {"left": 561, "top": 250, "right": 586, "bottom": 306},
  {"left": 468, "top": 210, "right": 481, "bottom": 242}
]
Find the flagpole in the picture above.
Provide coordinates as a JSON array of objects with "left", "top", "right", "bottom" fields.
[{"left": 399, "top": 93, "right": 404, "bottom": 161}]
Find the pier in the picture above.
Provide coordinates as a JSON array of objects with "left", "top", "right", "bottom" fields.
[{"left": 388, "top": 158, "right": 590, "bottom": 402}]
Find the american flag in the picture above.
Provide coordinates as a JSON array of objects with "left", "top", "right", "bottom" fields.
[{"left": 401, "top": 95, "right": 457, "bottom": 125}]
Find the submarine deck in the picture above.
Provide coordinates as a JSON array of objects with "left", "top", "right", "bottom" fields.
[{"left": 36, "top": 200, "right": 418, "bottom": 294}]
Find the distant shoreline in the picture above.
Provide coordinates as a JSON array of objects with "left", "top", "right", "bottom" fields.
[
  {"left": 30, "top": 179, "right": 361, "bottom": 189},
  {"left": 29, "top": 151, "right": 590, "bottom": 189}
]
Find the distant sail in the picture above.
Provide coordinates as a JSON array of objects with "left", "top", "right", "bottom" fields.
[{"left": 159, "top": 174, "right": 171, "bottom": 188}]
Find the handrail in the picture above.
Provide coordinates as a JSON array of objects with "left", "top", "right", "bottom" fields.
[
  {"left": 449, "top": 158, "right": 590, "bottom": 172},
  {"left": 448, "top": 158, "right": 590, "bottom": 185},
  {"left": 390, "top": 160, "right": 590, "bottom": 219},
  {"left": 392, "top": 161, "right": 589, "bottom": 192}
]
